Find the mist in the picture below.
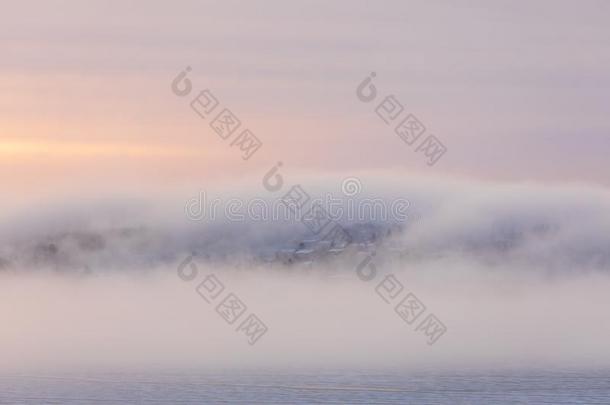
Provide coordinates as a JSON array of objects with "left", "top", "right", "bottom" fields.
[
  {"left": 2, "top": 173, "right": 610, "bottom": 373},
  {"left": 2, "top": 263, "right": 610, "bottom": 373}
]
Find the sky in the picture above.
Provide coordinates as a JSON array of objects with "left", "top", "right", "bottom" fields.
[{"left": 1, "top": 0, "right": 609, "bottom": 202}]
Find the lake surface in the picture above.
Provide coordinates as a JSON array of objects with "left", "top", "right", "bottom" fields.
[{"left": 1, "top": 370, "right": 609, "bottom": 404}]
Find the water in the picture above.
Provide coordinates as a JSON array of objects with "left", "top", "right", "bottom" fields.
[{"left": 1, "top": 370, "right": 609, "bottom": 404}]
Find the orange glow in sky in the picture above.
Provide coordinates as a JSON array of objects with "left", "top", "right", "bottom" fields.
[{"left": 0, "top": 139, "right": 201, "bottom": 159}]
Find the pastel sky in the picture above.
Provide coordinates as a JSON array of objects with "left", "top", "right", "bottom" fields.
[{"left": 1, "top": 0, "right": 609, "bottom": 198}]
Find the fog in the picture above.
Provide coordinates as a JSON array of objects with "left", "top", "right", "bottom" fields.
[
  {"left": 2, "top": 173, "right": 610, "bottom": 372},
  {"left": 2, "top": 265, "right": 610, "bottom": 373}
]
